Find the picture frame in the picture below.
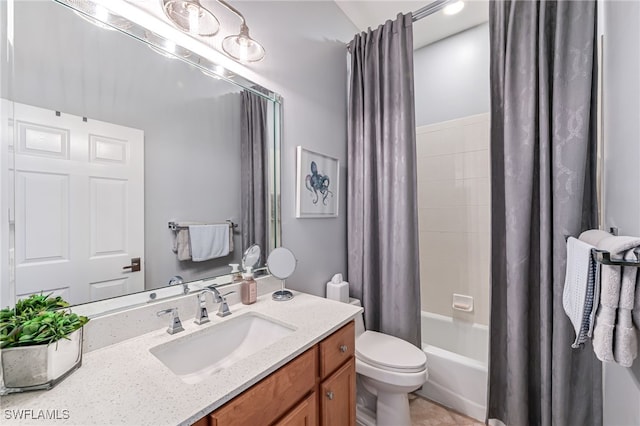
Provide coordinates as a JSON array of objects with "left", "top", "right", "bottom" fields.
[{"left": 296, "top": 146, "right": 339, "bottom": 218}]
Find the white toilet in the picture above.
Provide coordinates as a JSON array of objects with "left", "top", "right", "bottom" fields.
[{"left": 349, "top": 299, "right": 428, "bottom": 426}]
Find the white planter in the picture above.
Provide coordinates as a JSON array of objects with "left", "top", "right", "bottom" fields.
[{"left": 0, "top": 327, "right": 83, "bottom": 394}]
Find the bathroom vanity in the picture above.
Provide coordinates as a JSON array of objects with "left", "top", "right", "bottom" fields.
[
  {"left": 0, "top": 286, "right": 361, "bottom": 426},
  {"left": 201, "top": 321, "right": 355, "bottom": 426}
]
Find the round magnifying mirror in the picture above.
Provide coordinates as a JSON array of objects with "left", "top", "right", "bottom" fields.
[
  {"left": 267, "top": 247, "right": 297, "bottom": 301},
  {"left": 242, "top": 244, "right": 261, "bottom": 271}
]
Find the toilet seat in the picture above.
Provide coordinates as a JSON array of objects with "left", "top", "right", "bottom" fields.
[{"left": 356, "top": 331, "right": 427, "bottom": 373}]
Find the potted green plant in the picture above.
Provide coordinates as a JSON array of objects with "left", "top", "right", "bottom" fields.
[{"left": 0, "top": 293, "right": 89, "bottom": 394}]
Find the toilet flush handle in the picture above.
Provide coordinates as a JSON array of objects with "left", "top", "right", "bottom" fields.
[
  {"left": 339, "top": 345, "right": 348, "bottom": 353},
  {"left": 326, "top": 391, "right": 334, "bottom": 400}
]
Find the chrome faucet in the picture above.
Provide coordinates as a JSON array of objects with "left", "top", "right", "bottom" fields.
[
  {"left": 194, "top": 287, "right": 237, "bottom": 324},
  {"left": 157, "top": 307, "right": 184, "bottom": 334}
]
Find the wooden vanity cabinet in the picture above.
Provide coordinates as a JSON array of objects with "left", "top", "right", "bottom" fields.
[
  {"left": 320, "top": 358, "right": 356, "bottom": 426},
  {"left": 274, "top": 393, "right": 317, "bottom": 426},
  {"left": 318, "top": 321, "right": 356, "bottom": 426},
  {"left": 198, "top": 321, "right": 355, "bottom": 426}
]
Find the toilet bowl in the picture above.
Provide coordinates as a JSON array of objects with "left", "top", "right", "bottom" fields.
[{"left": 348, "top": 299, "right": 428, "bottom": 426}]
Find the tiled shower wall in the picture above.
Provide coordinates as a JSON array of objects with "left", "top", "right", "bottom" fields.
[{"left": 416, "top": 113, "right": 490, "bottom": 325}]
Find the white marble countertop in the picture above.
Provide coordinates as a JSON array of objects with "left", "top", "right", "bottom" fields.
[{"left": 0, "top": 292, "right": 362, "bottom": 426}]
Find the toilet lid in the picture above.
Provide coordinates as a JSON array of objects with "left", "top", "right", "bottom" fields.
[{"left": 356, "top": 331, "right": 427, "bottom": 373}]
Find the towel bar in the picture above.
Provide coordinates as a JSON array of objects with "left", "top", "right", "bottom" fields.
[
  {"left": 564, "top": 234, "right": 640, "bottom": 267},
  {"left": 168, "top": 220, "right": 238, "bottom": 231},
  {"left": 592, "top": 249, "right": 640, "bottom": 267}
]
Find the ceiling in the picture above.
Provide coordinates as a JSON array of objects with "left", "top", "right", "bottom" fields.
[{"left": 334, "top": 0, "right": 489, "bottom": 50}]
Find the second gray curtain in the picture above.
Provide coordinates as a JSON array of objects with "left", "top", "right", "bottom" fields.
[
  {"left": 240, "top": 90, "right": 267, "bottom": 254},
  {"left": 347, "top": 13, "right": 421, "bottom": 346},
  {"left": 488, "top": 1, "right": 601, "bottom": 425}
]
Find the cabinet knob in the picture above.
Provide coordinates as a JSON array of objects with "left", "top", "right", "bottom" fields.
[
  {"left": 339, "top": 345, "right": 348, "bottom": 353},
  {"left": 326, "top": 391, "right": 334, "bottom": 400}
]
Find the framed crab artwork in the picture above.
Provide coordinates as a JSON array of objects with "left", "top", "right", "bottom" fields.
[{"left": 295, "top": 146, "right": 339, "bottom": 218}]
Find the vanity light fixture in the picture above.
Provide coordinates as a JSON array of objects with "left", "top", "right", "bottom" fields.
[
  {"left": 162, "top": 0, "right": 220, "bottom": 36},
  {"left": 443, "top": 1, "right": 465, "bottom": 16},
  {"left": 161, "top": 0, "right": 266, "bottom": 62},
  {"left": 217, "top": 0, "right": 265, "bottom": 62},
  {"left": 144, "top": 30, "right": 191, "bottom": 59},
  {"left": 71, "top": 4, "right": 132, "bottom": 32}
]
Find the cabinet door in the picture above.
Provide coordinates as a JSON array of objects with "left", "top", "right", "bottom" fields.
[
  {"left": 210, "top": 346, "right": 317, "bottom": 426},
  {"left": 274, "top": 392, "right": 317, "bottom": 426},
  {"left": 320, "top": 357, "right": 355, "bottom": 426},
  {"left": 192, "top": 417, "right": 209, "bottom": 426}
]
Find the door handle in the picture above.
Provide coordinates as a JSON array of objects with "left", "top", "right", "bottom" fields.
[{"left": 123, "top": 257, "right": 141, "bottom": 272}]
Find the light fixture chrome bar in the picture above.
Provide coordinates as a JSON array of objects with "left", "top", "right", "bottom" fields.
[{"left": 412, "top": 0, "right": 454, "bottom": 22}]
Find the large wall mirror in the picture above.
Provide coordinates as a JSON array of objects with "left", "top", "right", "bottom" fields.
[{"left": 0, "top": 0, "right": 282, "bottom": 312}]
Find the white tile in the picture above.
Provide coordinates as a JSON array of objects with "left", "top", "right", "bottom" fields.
[
  {"left": 478, "top": 205, "right": 490, "bottom": 233},
  {"left": 417, "top": 180, "right": 466, "bottom": 208},
  {"left": 419, "top": 231, "right": 465, "bottom": 255},
  {"left": 417, "top": 154, "right": 459, "bottom": 181},
  {"left": 464, "top": 205, "right": 491, "bottom": 233},
  {"left": 420, "top": 255, "right": 464, "bottom": 316},
  {"left": 419, "top": 208, "right": 465, "bottom": 232},
  {"left": 416, "top": 130, "right": 435, "bottom": 157},
  {"left": 464, "top": 178, "right": 490, "bottom": 206},
  {"left": 441, "top": 125, "right": 465, "bottom": 153},
  {"left": 417, "top": 116, "right": 491, "bottom": 325},
  {"left": 453, "top": 153, "right": 466, "bottom": 180},
  {"left": 463, "top": 119, "right": 490, "bottom": 152},
  {"left": 463, "top": 150, "right": 489, "bottom": 179},
  {"left": 417, "top": 130, "right": 457, "bottom": 157}
]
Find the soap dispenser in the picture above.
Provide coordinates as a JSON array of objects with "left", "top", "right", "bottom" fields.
[
  {"left": 241, "top": 266, "right": 257, "bottom": 305},
  {"left": 229, "top": 263, "right": 242, "bottom": 283}
]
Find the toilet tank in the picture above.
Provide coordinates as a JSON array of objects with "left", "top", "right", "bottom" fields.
[{"left": 349, "top": 298, "right": 366, "bottom": 337}]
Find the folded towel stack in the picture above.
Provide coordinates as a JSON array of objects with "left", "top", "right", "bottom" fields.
[{"left": 564, "top": 229, "right": 640, "bottom": 367}]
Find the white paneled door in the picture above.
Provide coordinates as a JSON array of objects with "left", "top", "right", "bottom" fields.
[{"left": 12, "top": 102, "right": 144, "bottom": 304}]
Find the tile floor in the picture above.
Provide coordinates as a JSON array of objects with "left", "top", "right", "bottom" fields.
[{"left": 409, "top": 396, "right": 484, "bottom": 426}]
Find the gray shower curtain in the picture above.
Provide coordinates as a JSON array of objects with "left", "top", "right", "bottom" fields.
[
  {"left": 488, "top": 1, "right": 601, "bottom": 425},
  {"left": 347, "top": 13, "right": 421, "bottom": 346},
  {"left": 240, "top": 90, "right": 267, "bottom": 254}
]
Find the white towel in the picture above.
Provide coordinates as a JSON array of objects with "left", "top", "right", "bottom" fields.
[
  {"left": 172, "top": 229, "right": 192, "bottom": 261},
  {"left": 614, "top": 249, "right": 638, "bottom": 367},
  {"left": 188, "top": 224, "right": 230, "bottom": 262},
  {"left": 593, "top": 235, "right": 640, "bottom": 364},
  {"left": 563, "top": 237, "right": 596, "bottom": 348}
]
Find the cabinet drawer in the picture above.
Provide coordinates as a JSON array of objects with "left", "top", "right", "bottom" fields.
[
  {"left": 210, "top": 346, "right": 318, "bottom": 426},
  {"left": 274, "top": 392, "right": 317, "bottom": 426},
  {"left": 319, "top": 321, "right": 355, "bottom": 379}
]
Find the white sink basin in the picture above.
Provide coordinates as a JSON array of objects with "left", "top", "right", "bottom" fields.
[{"left": 150, "top": 313, "right": 295, "bottom": 384}]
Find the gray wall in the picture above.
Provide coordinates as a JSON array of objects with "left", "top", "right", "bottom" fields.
[
  {"left": 602, "top": 0, "right": 640, "bottom": 423},
  {"left": 12, "top": 1, "right": 246, "bottom": 291},
  {"left": 239, "top": 1, "right": 357, "bottom": 296},
  {"left": 413, "top": 23, "right": 490, "bottom": 127}
]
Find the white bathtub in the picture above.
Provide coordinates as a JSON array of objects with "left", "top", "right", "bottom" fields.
[{"left": 415, "top": 311, "right": 489, "bottom": 421}]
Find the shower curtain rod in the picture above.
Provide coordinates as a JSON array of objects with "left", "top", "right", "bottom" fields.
[
  {"left": 346, "top": 0, "right": 454, "bottom": 51},
  {"left": 412, "top": 0, "right": 454, "bottom": 22}
]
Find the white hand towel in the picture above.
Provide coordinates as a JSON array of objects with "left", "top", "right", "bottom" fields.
[
  {"left": 172, "top": 229, "right": 191, "bottom": 261},
  {"left": 614, "top": 249, "right": 639, "bottom": 367},
  {"left": 563, "top": 237, "right": 596, "bottom": 348},
  {"left": 188, "top": 224, "right": 230, "bottom": 262},
  {"left": 593, "top": 235, "right": 640, "bottom": 364}
]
